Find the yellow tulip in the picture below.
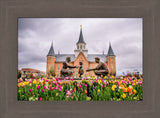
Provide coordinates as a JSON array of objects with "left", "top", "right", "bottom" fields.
[
  {"left": 18, "top": 83, "right": 22, "bottom": 87},
  {"left": 112, "top": 87, "right": 115, "bottom": 91},
  {"left": 33, "top": 80, "right": 36, "bottom": 84},
  {"left": 24, "top": 81, "right": 29, "bottom": 86},
  {"left": 133, "top": 89, "right": 137, "bottom": 94},
  {"left": 98, "top": 89, "right": 100, "bottom": 92},
  {"left": 121, "top": 93, "right": 126, "bottom": 99}
]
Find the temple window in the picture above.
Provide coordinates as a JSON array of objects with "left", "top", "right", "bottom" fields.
[{"left": 57, "top": 65, "right": 60, "bottom": 70}]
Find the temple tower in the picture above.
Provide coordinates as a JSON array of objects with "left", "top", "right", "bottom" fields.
[
  {"left": 74, "top": 25, "right": 88, "bottom": 57},
  {"left": 107, "top": 42, "right": 116, "bottom": 75},
  {"left": 46, "top": 41, "right": 56, "bottom": 76}
]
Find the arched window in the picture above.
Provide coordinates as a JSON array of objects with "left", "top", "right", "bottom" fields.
[
  {"left": 80, "top": 45, "right": 82, "bottom": 49},
  {"left": 76, "top": 73, "right": 78, "bottom": 78},
  {"left": 57, "top": 65, "right": 60, "bottom": 70},
  {"left": 57, "top": 73, "right": 59, "bottom": 77},
  {"left": 77, "top": 45, "right": 79, "bottom": 49}
]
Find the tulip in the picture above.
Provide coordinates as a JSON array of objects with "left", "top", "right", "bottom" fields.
[
  {"left": 84, "top": 89, "right": 87, "bottom": 94},
  {"left": 29, "top": 89, "right": 32, "bottom": 92},
  {"left": 138, "top": 81, "right": 142, "bottom": 85},
  {"left": 121, "top": 93, "right": 126, "bottom": 99},
  {"left": 44, "top": 86, "right": 47, "bottom": 89},
  {"left": 42, "top": 89, "right": 45, "bottom": 93},
  {"left": 39, "top": 97, "right": 42, "bottom": 101},
  {"left": 36, "top": 85, "right": 40, "bottom": 89}
]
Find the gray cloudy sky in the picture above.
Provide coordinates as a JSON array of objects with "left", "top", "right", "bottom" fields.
[{"left": 18, "top": 18, "right": 142, "bottom": 75}]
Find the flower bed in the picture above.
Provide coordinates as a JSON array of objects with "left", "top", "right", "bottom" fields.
[{"left": 18, "top": 77, "right": 143, "bottom": 101}]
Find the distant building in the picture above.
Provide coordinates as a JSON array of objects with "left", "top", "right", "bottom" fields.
[
  {"left": 21, "top": 68, "right": 45, "bottom": 78},
  {"left": 46, "top": 25, "right": 116, "bottom": 78}
]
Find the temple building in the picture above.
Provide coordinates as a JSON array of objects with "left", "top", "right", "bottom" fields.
[{"left": 46, "top": 25, "right": 116, "bottom": 78}]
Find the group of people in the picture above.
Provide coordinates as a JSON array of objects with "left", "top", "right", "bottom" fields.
[{"left": 60, "top": 57, "right": 109, "bottom": 78}]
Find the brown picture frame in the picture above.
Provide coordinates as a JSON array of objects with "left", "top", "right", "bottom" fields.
[{"left": 0, "top": 0, "right": 160, "bottom": 118}]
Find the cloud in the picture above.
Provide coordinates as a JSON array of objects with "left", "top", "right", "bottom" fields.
[{"left": 18, "top": 18, "right": 142, "bottom": 75}]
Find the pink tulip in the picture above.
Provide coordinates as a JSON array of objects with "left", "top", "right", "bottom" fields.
[
  {"left": 39, "top": 97, "right": 42, "bottom": 101},
  {"left": 29, "top": 89, "right": 32, "bottom": 92},
  {"left": 37, "top": 85, "right": 40, "bottom": 89},
  {"left": 58, "top": 85, "right": 61, "bottom": 89},
  {"left": 59, "top": 88, "right": 62, "bottom": 91},
  {"left": 122, "top": 80, "right": 125, "bottom": 84},
  {"left": 42, "top": 89, "right": 45, "bottom": 93},
  {"left": 29, "top": 80, "right": 32, "bottom": 83},
  {"left": 118, "top": 81, "right": 120, "bottom": 86},
  {"left": 100, "top": 84, "right": 103, "bottom": 87},
  {"left": 50, "top": 87, "right": 54, "bottom": 91},
  {"left": 44, "top": 86, "right": 47, "bottom": 89},
  {"left": 138, "top": 81, "right": 142, "bottom": 85}
]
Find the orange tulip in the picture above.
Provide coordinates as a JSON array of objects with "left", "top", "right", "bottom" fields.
[
  {"left": 74, "top": 87, "right": 76, "bottom": 92},
  {"left": 127, "top": 87, "right": 132, "bottom": 93},
  {"left": 123, "top": 88, "right": 127, "bottom": 92},
  {"left": 84, "top": 89, "right": 87, "bottom": 94}
]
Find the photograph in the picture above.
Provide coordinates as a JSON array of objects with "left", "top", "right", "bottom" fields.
[{"left": 18, "top": 18, "right": 143, "bottom": 101}]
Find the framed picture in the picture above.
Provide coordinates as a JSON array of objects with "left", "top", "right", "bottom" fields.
[
  {"left": 0, "top": 0, "right": 160, "bottom": 118},
  {"left": 17, "top": 18, "right": 143, "bottom": 102}
]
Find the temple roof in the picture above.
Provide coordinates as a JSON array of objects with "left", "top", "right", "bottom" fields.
[
  {"left": 107, "top": 42, "right": 115, "bottom": 56},
  {"left": 55, "top": 54, "right": 107, "bottom": 62},
  {"left": 76, "top": 25, "right": 86, "bottom": 44},
  {"left": 47, "top": 42, "right": 55, "bottom": 56}
]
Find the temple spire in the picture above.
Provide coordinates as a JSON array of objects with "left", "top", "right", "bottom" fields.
[
  {"left": 107, "top": 41, "right": 115, "bottom": 56},
  {"left": 76, "top": 25, "right": 86, "bottom": 44},
  {"left": 47, "top": 41, "right": 55, "bottom": 56}
]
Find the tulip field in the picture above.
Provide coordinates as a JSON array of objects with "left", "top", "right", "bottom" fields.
[{"left": 18, "top": 76, "right": 143, "bottom": 101}]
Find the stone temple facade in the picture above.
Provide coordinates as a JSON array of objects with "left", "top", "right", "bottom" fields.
[{"left": 46, "top": 25, "right": 116, "bottom": 78}]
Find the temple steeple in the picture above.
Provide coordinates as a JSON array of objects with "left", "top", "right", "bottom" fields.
[
  {"left": 47, "top": 41, "right": 55, "bottom": 56},
  {"left": 107, "top": 41, "right": 115, "bottom": 56},
  {"left": 106, "top": 41, "right": 116, "bottom": 75},
  {"left": 76, "top": 25, "right": 86, "bottom": 44},
  {"left": 74, "top": 25, "right": 88, "bottom": 57}
]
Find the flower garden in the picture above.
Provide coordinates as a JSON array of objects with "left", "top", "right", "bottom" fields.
[{"left": 18, "top": 76, "right": 143, "bottom": 101}]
